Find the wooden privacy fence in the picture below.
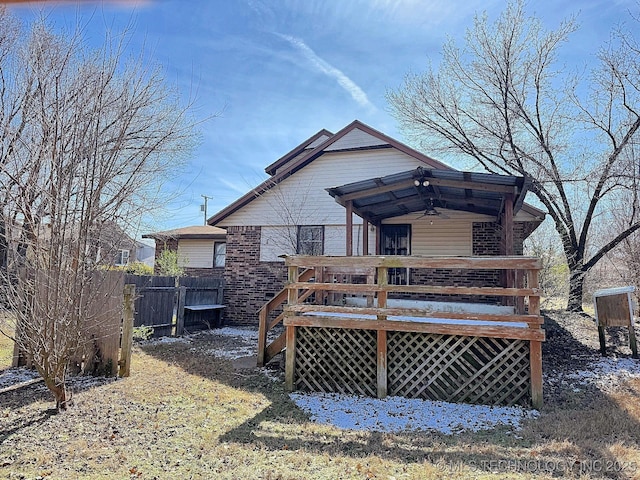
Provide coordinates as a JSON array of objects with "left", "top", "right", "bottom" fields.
[
  {"left": 125, "top": 275, "right": 225, "bottom": 338},
  {"left": 279, "top": 255, "right": 545, "bottom": 408},
  {"left": 13, "top": 272, "right": 135, "bottom": 378}
]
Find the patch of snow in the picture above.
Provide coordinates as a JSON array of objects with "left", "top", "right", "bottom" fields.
[
  {"left": 345, "top": 297, "right": 515, "bottom": 315},
  {"left": 210, "top": 327, "right": 259, "bottom": 340},
  {"left": 0, "top": 367, "right": 115, "bottom": 392},
  {"left": 0, "top": 367, "right": 41, "bottom": 390},
  {"left": 204, "top": 345, "right": 256, "bottom": 359},
  {"left": 304, "top": 311, "right": 528, "bottom": 328},
  {"left": 290, "top": 392, "right": 538, "bottom": 435},
  {"left": 561, "top": 357, "right": 640, "bottom": 391},
  {"left": 154, "top": 336, "right": 189, "bottom": 344},
  {"left": 262, "top": 368, "right": 283, "bottom": 383}
]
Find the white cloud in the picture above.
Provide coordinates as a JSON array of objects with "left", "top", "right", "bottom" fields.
[{"left": 277, "top": 34, "right": 375, "bottom": 111}]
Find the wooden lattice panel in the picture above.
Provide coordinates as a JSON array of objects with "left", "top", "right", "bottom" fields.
[
  {"left": 295, "top": 327, "right": 377, "bottom": 396},
  {"left": 388, "top": 332, "right": 531, "bottom": 406}
]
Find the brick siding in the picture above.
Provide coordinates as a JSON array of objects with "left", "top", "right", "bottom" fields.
[
  {"left": 223, "top": 226, "right": 287, "bottom": 325},
  {"left": 223, "top": 221, "right": 529, "bottom": 325}
]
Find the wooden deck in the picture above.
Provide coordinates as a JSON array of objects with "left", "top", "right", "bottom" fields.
[{"left": 259, "top": 255, "right": 544, "bottom": 408}]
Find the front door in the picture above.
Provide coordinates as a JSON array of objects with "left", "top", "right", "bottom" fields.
[{"left": 381, "top": 224, "right": 410, "bottom": 285}]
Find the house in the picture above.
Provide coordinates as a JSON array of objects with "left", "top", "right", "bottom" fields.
[
  {"left": 112, "top": 239, "right": 155, "bottom": 267},
  {"left": 143, "top": 225, "right": 227, "bottom": 276},
  {"left": 209, "top": 120, "right": 545, "bottom": 325}
]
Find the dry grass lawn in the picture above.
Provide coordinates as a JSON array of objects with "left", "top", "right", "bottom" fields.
[{"left": 1, "top": 313, "right": 640, "bottom": 479}]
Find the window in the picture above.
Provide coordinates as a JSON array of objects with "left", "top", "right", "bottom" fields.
[
  {"left": 214, "top": 242, "right": 226, "bottom": 267},
  {"left": 115, "top": 249, "right": 130, "bottom": 266},
  {"left": 297, "top": 226, "right": 324, "bottom": 255}
]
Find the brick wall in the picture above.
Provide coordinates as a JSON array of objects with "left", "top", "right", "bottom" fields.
[
  {"left": 393, "top": 222, "right": 527, "bottom": 304},
  {"left": 223, "top": 226, "right": 287, "bottom": 325},
  {"left": 222, "top": 221, "right": 530, "bottom": 324}
]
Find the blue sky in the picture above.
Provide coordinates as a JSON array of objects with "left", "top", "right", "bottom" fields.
[{"left": 8, "top": 0, "right": 638, "bottom": 235}]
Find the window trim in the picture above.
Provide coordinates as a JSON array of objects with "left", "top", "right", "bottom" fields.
[
  {"left": 213, "top": 241, "right": 226, "bottom": 267},
  {"left": 115, "top": 249, "right": 130, "bottom": 266}
]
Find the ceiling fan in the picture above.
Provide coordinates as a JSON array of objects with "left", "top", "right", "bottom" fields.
[{"left": 417, "top": 198, "right": 450, "bottom": 219}]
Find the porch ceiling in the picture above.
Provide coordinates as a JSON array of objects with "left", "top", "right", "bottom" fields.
[{"left": 326, "top": 167, "right": 530, "bottom": 223}]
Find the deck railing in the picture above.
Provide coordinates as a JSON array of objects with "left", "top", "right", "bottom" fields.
[{"left": 279, "top": 255, "right": 544, "bottom": 408}]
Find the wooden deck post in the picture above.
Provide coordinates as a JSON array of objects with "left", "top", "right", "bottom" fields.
[
  {"left": 504, "top": 193, "right": 515, "bottom": 306},
  {"left": 377, "top": 266, "right": 388, "bottom": 320},
  {"left": 285, "top": 325, "right": 297, "bottom": 392},
  {"left": 526, "top": 268, "right": 543, "bottom": 408},
  {"left": 530, "top": 340, "right": 543, "bottom": 409},
  {"left": 285, "top": 266, "right": 299, "bottom": 391},
  {"left": 119, "top": 284, "right": 135, "bottom": 378},
  {"left": 377, "top": 330, "right": 387, "bottom": 398},
  {"left": 527, "top": 269, "right": 540, "bottom": 316},
  {"left": 257, "top": 307, "right": 268, "bottom": 367},
  {"left": 346, "top": 201, "right": 353, "bottom": 256}
]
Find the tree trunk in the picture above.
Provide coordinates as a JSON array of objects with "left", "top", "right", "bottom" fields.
[
  {"left": 566, "top": 268, "right": 586, "bottom": 312},
  {"left": 45, "top": 377, "right": 71, "bottom": 411}
]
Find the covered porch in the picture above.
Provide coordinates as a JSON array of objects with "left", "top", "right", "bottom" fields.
[{"left": 258, "top": 168, "right": 545, "bottom": 407}]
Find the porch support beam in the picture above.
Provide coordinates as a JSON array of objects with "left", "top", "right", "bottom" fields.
[
  {"left": 363, "top": 219, "right": 369, "bottom": 255},
  {"left": 346, "top": 200, "right": 353, "bottom": 256},
  {"left": 504, "top": 193, "right": 514, "bottom": 256},
  {"left": 503, "top": 193, "right": 515, "bottom": 307}
]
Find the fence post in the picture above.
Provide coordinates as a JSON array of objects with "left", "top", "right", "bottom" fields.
[
  {"left": 176, "top": 285, "right": 187, "bottom": 336},
  {"left": 119, "top": 284, "right": 135, "bottom": 378}
]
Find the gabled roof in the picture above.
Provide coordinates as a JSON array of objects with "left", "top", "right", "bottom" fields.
[
  {"left": 264, "top": 128, "right": 333, "bottom": 176},
  {"left": 208, "top": 120, "right": 451, "bottom": 225},
  {"left": 143, "top": 225, "right": 226, "bottom": 240}
]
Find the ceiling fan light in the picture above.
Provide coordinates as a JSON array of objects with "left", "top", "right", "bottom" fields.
[{"left": 424, "top": 208, "right": 439, "bottom": 216}]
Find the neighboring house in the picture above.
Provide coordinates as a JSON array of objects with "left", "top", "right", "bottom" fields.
[
  {"left": 98, "top": 221, "right": 155, "bottom": 268},
  {"left": 133, "top": 241, "right": 155, "bottom": 267},
  {"left": 143, "top": 225, "right": 227, "bottom": 276},
  {"left": 208, "top": 120, "right": 545, "bottom": 325}
]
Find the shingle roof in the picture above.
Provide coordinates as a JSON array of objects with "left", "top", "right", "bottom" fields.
[{"left": 142, "top": 225, "right": 226, "bottom": 240}]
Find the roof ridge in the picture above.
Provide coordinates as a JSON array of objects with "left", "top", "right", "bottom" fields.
[{"left": 264, "top": 128, "right": 334, "bottom": 176}]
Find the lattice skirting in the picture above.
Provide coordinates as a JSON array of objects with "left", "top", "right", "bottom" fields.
[
  {"left": 293, "top": 327, "right": 532, "bottom": 406},
  {"left": 294, "top": 327, "right": 377, "bottom": 396},
  {"left": 388, "top": 332, "right": 531, "bottom": 406}
]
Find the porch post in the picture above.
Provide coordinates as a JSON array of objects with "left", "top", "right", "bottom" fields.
[
  {"left": 363, "top": 219, "right": 369, "bottom": 256},
  {"left": 504, "top": 193, "right": 514, "bottom": 256},
  {"left": 346, "top": 200, "right": 353, "bottom": 256},
  {"left": 503, "top": 193, "right": 516, "bottom": 307},
  {"left": 375, "top": 223, "right": 381, "bottom": 255}
]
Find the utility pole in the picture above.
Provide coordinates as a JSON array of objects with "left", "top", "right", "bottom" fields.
[{"left": 201, "top": 195, "right": 213, "bottom": 225}]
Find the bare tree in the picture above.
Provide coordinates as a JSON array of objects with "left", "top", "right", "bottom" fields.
[
  {"left": 0, "top": 9, "right": 198, "bottom": 410},
  {"left": 388, "top": 0, "right": 640, "bottom": 311}
]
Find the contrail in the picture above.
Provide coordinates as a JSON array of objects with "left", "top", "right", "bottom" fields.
[{"left": 278, "top": 34, "right": 375, "bottom": 111}]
